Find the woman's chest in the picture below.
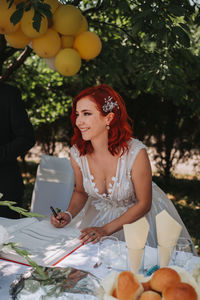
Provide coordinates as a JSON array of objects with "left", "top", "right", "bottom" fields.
[
  {"left": 82, "top": 154, "right": 135, "bottom": 200},
  {"left": 86, "top": 155, "right": 119, "bottom": 195}
]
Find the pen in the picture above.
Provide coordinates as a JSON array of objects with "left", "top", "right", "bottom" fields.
[{"left": 50, "top": 206, "right": 58, "bottom": 218}]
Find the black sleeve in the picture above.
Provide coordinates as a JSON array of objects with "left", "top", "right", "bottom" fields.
[{"left": 0, "top": 86, "right": 35, "bottom": 163}]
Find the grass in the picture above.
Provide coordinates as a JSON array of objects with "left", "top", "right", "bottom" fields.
[
  {"left": 20, "top": 161, "right": 200, "bottom": 255},
  {"left": 153, "top": 174, "right": 200, "bottom": 255}
]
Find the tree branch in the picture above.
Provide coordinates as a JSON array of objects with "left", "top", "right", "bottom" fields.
[
  {"left": 89, "top": 18, "right": 137, "bottom": 43},
  {"left": 0, "top": 47, "right": 32, "bottom": 82}
]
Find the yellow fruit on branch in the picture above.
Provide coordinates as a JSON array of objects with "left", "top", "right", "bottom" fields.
[
  {"left": 75, "top": 15, "right": 88, "bottom": 36},
  {"left": 61, "top": 35, "right": 75, "bottom": 49},
  {"left": 32, "top": 28, "right": 61, "bottom": 58},
  {"left": 55, "top": 48, "right": 81, "bottom": 76},
  {"left": 21, "top": 8, "right": 48, "bottom": 38},
  {"left": 0, "top": 0, "right": 19, "bottom": 34},
  {"left": 73, "top": 31, "right": 102, "bottom": 60},
  {"left": 53, "top": 4, "right": 82, "bottom": 36},
  {"left": 5, "top": 26, "right": 31, "bottom": 49}
]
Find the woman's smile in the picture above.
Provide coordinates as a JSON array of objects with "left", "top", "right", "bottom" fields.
[
  {"left": 79, "top": 127, "right": 90, "bottom": 132},
  {"left": 76, "top": 97, "right": 108, "bottom": 141}
]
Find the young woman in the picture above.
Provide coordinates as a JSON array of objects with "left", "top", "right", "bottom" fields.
[{"left": 51, "top": 84, "right": 194, "bottom": 250}]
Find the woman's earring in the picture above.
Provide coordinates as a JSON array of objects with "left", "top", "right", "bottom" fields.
[{"left": 106, "top": 124, "right": 110, "bottom": 130}]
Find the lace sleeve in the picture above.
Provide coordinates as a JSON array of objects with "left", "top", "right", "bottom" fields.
[
  {"left": 127, "top": 138, "right": 147, "bottom": 171},
  {"left": 70, "top": 145, "right": 81, "bottom": 168}
]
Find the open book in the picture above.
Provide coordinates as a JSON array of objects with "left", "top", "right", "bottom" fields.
[{"left": 0, "top": 217, "right": 82, "bottom": 266}]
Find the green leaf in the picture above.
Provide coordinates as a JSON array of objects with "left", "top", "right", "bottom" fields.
[
  {"left": 131, "top": 23, "right": 142, "bottom": 35},
  {"left": 0, "top": 200, "right": 46, "bottom": 218},
  {"left": 16, "top": 1, "right": 25, "bottom": 10},
  {"left": 25, "top": 258, "right": 49, "bottom": 279},
  {"left": 15, "top": 248, "right": 31, "bottom": 256},
  {"left": 10, "top": 206, "right": 28, "bottom": 211},
  {"left": 38, "top": 3, "right": 52, "bottom": 20},
  {"left": 4, "top": 243, "right": 30, "bottom": 256},
  {"left": 179, "top": 23, "right": 190, "bottom": 33},
  {"left": 0, "top": 200, "right": 17, "bottom": 206},
  {"left": 172, "top": 26, "right": 190, "bottom": 48},
  {"left": 132, "top": 8, "right": 153, "bottom": 23},
  {"left": 24, "top": 4, "right": 31, "bottom": 12},
  {"left": 32, "top": 11, "right": 42, "bottom": 33},
  {"left": 5, "top": 243, "right": 49, "bottom": 280},
  {"left": 167, "top": 6, "right": 185, "bottom": 17},
  {"left": 8, "top": 0, "right": 14, "bottom": 9},
  {"left": 21, "top": 212, "right": 46, "bottom": 218},
  {"left": 10, "top": 8, "right": 24, "bottom": 25},
  {"left": 8, "top": 206, "right": 25, "bottom": 213},
  {"left": 147, "top": 76, "right": 154, "bottom": 91}
]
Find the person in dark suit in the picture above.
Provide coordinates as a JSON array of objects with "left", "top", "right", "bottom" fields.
[{"left": 0, "top": 82, "right": 35, "bottom": 218}]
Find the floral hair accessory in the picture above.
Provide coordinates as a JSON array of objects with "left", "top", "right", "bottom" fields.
[{"left": 102, "top": 96, "right": 119, "bottom": 112}]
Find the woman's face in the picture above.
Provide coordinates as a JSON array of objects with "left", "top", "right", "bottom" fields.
[{"left": 75, "top": 97, "right": 108, "bottom": 142}]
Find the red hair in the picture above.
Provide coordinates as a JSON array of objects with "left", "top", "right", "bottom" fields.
[{"left": 70, "top": 84, "right": 133, "bottom": 156}]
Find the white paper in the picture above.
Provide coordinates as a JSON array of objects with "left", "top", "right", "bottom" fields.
[
  {"left": 0, "top": 217, "right": 38, "bottom": 234},
  {"left": 127, "top": 247, "right": 144, "bottom": 274},
  {"left": 0, "top": 218, "right": 82, "bottom": 266},
  {"left": 123, "top": 217, "right": 149, "bottom": 249},
  {"left": 158, "top": 244, "right": 174, "bottom": 267},
  {"left": 156, "top": 210, "right": 182, "bottom": 267},
  {"left": 156, "top": 210, "right": 182, "bottom": 246}
]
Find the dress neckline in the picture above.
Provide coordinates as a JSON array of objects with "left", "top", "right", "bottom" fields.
[{"left": 84, "top": 154, "right": 122, "bottom": 198}]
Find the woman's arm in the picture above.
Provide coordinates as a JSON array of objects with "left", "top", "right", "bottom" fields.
[
  {"left": 80, "top": 148, "right": 152, "bottom": 243},
  {"left": 50, "top": 155, "right": 88, "bottom": 228}
]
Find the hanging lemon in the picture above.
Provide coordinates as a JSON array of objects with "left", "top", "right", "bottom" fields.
[
  {"left": 5, "top": 26, "right": 31, "bottom": 48},
  {"left": 55, "top": 48, "right": 81, "bottom": 76},
  {"left": 32, "top": 28, "right": 61, "bottom": 58},
  {"left": 61, "top": 35, "right": 75, "bottom": 48},
  {"left": 75, "top": 15, "right": 88, "bottom": 36},
  {"left": 21, "top": 8, "right": 48, "bottom": 38},
  {"left": 52, "top": 4, "right": 82, "bottom": 35},
  {"left": 0, "top": 0, "right": 19, "bottom": 34},
  {"left": 73, "top": 31, "right": 102, "bottom": 60}
]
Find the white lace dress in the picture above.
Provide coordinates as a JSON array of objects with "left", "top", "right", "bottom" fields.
[{"left": 70, "top": 138, "right": 193, "bottom": 250}]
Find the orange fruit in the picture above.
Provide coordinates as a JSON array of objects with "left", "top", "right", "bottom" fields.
[
  {"left": 0, "top": 0, "right": 19, "bottom": 34},
  {"left": 55, "top": 48, "right": 81, "bottom": 76},
  {"left": 52, "top": 4, "right": 82, "bottom": 35},
  {"left": 32, "top": 28, "right": 61, "bottom": 58},
  {"left": 61, "top": 35, "right": 74, "bottom": 48},
  {"left": 73, "top": 31, "right": 102, "bottom": 60},
  {"left": 75, "top": 15, "right": 88, "bottom": 36},
  {"left": 21, "top": 8, "right": 48, "bottom": 38},
  {"left": 5, "top": 26, "right": 31, "bottom": 48}
]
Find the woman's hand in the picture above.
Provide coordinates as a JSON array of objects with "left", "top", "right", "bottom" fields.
[
  {"left": 50, "top": 211, "right": 71, "bottom": 228},
  {"left": 79, "top": 226, "right": 109, "bottom": 244}
]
